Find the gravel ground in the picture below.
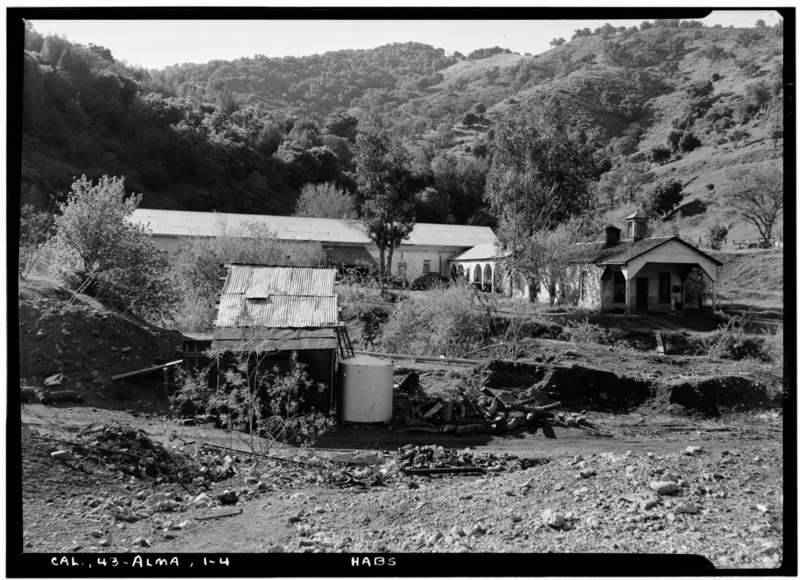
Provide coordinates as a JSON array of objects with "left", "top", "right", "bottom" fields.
[{"left": 18, "top": 405, "right": 784, "bottom": 571}]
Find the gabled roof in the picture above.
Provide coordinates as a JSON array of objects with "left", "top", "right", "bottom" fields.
[
  {"left": 594, "top": 236, "right": 723, "bottom": 266},
  {"left": 449, "top": 244, "right": 501, "bottom": 262},
  {"left": 130, "top": 209, "right": 496, "bottom": 248}
]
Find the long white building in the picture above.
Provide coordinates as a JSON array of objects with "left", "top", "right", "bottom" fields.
[{"left": 130, "top": 209, "right": 497, "bottom": 282}]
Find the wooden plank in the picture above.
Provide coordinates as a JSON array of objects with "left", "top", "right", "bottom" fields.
[
  {"left": 655, "top": 332, "right": 665, "bottom": 355},
  {"left": 112, "top": 360, "right": 182, "bottom": 381},
  {"left": 403, "top": 467, "right": 486, "bottom": 476}
]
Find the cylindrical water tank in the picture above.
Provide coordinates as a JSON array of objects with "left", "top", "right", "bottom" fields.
[{"left": 339, "top": 355, "right": 393, "bottom": 423}]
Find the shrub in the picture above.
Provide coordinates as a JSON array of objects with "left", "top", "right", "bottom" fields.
[
  {"left": 678, "top": 132, "right": 701, "bottom": 152},
  {"left": 462, "top": 111, "right": 479, "bottom": 127},
  {"left": 51, "top": 175, "right": 178, "bottom": 321},
  {"left": 703, "top": 315, "right": 774, "bottom": 362},
  {"left": 762, "top": 326, "right": 784, "bottom": 369},
  {"left": 171, "top": 350, "right": 334, "bottom": 452},
  {"left": 380, "top": 282, "right": 491, "bottom": 357},
  {"left": 559, "top": 317, "right": 615, "bottom": 345},
  {"left": 708, "top": 223, "right": 728, "bottom": 250},
  {"left": 19, "top": 204, "right": 55, "bottom": 279},
  {"left": 647, "top": 145, "right": 671, "bottom": 165},
  {"left": 643, "top": 178, "right": 683, "bottom": 217}
]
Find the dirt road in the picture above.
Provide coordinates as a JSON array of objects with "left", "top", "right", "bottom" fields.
[{"left": 17, "top": 404, "right": 785, "bottom": 572}]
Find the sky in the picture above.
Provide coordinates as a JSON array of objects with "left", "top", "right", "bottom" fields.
[{"left": 29, "top": 9, "right": 783, "bottom": 70}]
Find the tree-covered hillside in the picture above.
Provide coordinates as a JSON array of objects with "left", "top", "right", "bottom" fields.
[{"left": 19, "top": 17, "right": 785, "bottom": 245}]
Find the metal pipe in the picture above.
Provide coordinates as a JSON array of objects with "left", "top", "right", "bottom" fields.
[{"left": 351, "top": 350, "right": 482, "bottom": 366}]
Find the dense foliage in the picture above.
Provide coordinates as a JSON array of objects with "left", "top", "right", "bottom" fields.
[
  {"left": 20, "top": 18, "right": 784, "bottom": 244},
  {"left": 50, "top": 175, "right": 177, "bottom": 320}
]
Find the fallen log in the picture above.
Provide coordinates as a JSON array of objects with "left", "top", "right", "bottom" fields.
[
  {"left": 455, "top": 424, "right": 494, "bottom": 435},
  {"left": 423, "top": 402, "right": 444, "bottom": 420},
  {"left": 39, "top": 390, "right": 83, "bottom": 404}
]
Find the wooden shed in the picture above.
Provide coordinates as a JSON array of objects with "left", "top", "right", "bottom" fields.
[{"left": 212, "top": 265, "right": 341, "bottom": 413}]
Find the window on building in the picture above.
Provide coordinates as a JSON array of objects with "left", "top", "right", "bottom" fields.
[
  {"left": 422, "top": 260, "right": 431, "bottom": 274},
  {"left": 613, "top": 271, "right": 626, "bottom": 303},
  {"left": 658, "top": 272, "right": 671, "bottom": 303}
]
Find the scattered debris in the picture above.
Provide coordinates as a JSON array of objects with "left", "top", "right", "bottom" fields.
[
  {"left": 542, "top": 509, "right": 567, "bottom": 529},
  {"left": 650, "top": 481, "right": 680, "bottom": 495},
  {"left": 50, "top": 450, "right": 72, "bottom": 462},
  {"left": 43, "top": 374, "right": 64, "bottom": 387},
  {"left": 195, "top": 508, "right": 243, "bottom": 521},
  {"left": 391, "top": 374, "right": 606, "bottom": 437}
]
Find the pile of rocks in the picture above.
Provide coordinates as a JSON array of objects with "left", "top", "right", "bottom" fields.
[
  {"left": 396, "top": 445, "right": 548, "bottom": 473},
  {"left": 74, "top": 424, "right": 235, "bottom": 485}
]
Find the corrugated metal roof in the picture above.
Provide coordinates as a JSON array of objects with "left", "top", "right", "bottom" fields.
[
  {"left": 130, "top": 209, "right": 496, "bottom": 248},
  {"left": 216, "top": 295, "right": 339, "bottom": 328},
  {"left": 221, "top": 266, "right": 336, "bottom": 297},
  {"left": 215, "top": 265, "right": 338, "bottom": 330}
]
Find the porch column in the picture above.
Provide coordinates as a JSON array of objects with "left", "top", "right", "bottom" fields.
[
  {"left": 712, "top": 281, "right": 717, "bottom": 312},
  {"left": 681, "top": 279, "right": 686, "bottom": 313},
  {"left": 491, "top": 266, "right": 495, "bottom": 293},
  {"left": 625, "top": 277, "right": 633, "bottom": 315}
]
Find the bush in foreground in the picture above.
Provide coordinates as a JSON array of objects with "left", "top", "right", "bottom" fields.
[
  {"left": 380, "top": 282, "right": 491, "bottom": 357},
  {"left": 50, "top": 175, "right": 178, "bottom": 321}
]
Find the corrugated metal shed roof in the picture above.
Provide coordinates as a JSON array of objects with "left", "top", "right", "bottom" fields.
[
  {"left": 214, "top": 265, "right": 338, "bottom": 330},
  {"left": 221, "top": 266, "right": 336, "bottom": 297},
  {"left": 216, "top": 295, "right": 338, "bottom": 328},
  {"left": 130, "top": 209, "right": 496, "bottom": 248}
]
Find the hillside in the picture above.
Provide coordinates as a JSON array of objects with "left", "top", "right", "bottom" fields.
[{"left": 18, "top": 19, "right": 785, "bottom": 248}]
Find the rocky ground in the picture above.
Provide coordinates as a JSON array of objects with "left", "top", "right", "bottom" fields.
[
  {"left": 14, "top": 276, "right": 788, "bottom": 572},
  {"left": 18, "top": 404, "right": 784, "bottom": 570}
]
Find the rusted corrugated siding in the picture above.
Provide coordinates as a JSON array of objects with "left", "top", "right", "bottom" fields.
[
  {"left": 244, "top": 267, "right": 336, "bottom": 298},
  {"left": 221, "top": 265, "right": 253, "bottom": 294},
  {"left": 215, "top": 265, "right": 338, "bottom": 330},
  {"left": 216, "top": 295, "right": 338, "bottom": 328}
]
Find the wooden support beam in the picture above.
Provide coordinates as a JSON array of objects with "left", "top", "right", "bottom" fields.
[
  {"left": 655, "top": 332, "right": 666, "bottom": 355},
  {"left": 112, "top": 360, "right": 182, "bottom": 381}
]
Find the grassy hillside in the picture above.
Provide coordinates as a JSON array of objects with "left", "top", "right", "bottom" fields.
[{"left": 19, "top": 19, "right": 785, "bottom": 249}]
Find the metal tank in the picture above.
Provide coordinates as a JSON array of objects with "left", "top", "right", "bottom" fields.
[{"left": 338, "top": 355, "right": 393, "bottom": 423}]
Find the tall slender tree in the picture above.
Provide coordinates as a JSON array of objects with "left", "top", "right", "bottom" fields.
[{"left": 355, "top": 116, "right": 416, "bottom": 283}]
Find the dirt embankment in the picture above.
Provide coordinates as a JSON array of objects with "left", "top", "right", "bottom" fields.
[
  {"left": 18, "top": 276, "right": 184, "bottom": 411},
  {"left": 477, "top": 358, "right": 782, "bottom": 417}
]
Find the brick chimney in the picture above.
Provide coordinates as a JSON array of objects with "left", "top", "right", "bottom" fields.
[{"left": 604, "top": 225, "right": 621, "bottom": 247}]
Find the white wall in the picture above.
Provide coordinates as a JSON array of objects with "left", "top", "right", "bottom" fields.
[
  {"left": 627, "top": 240, "right": 720, "bottom": 282},
  {"left": 150, "top": 232, "right": 476, "bottom": 281}
]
